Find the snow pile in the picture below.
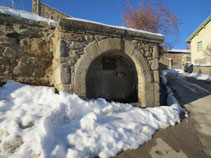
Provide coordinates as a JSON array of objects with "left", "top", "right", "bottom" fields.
[
  {"left": 0, "top": 6, "right": 56, "bottom": 27},
  {"left": 0, "top": 81, "right": 185, "bottom": 158}
]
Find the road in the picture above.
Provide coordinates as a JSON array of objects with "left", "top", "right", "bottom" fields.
[{"left": 115, "top": 73, "right": 211, "bottom": 158}]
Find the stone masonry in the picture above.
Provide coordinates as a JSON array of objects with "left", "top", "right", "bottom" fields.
[
  {"left": 52, "top": 18, "right": 164, "bottom": 107},
  {"left": 0, "top": 10, "right": 164, "bottom": 107},
  {"left": 0, "top": 12, "right": 54, "bottom": 85},
  {"left": 32, "top": 0, "right": 70, "bottom": 21}
]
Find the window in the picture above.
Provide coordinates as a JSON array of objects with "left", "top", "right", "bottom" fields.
[{"left": 198, "top": 41, "right": 202, "bottom": 51}]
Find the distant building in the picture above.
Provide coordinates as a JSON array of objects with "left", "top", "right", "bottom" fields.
[
  {"left": 32, "top": 0, "right": 71, "bottom": 21},
  {"left": 186, "top": 16, "right": 211, "bottom": 75},
  {"left": 160, "top": 49, "right": 191, "bottom": 70}
]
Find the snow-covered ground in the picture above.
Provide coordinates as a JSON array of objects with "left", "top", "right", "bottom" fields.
[
  {"left": 0, "top": 6, "right": 56, "bottom": 27},
  {"left": 0, "top": 80, "right": 186, "bottom": 158},
  {"left": 163, "top": 69, "right": 211, "bottom": 82}
]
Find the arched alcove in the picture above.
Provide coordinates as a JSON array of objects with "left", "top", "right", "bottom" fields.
[
  {"left": 73, "top": 38, "right": 154, "bottom": 107},
  {"left": 86, "top": 52, "right": 138, "bottom": 103}
]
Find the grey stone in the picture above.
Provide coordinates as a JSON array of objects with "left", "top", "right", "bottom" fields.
[
  {"left": 60, "top": 65, "right": 71, "bottom": 84},
  {"left": 60, "top": 40, "right": 70, "bottom": 57}
]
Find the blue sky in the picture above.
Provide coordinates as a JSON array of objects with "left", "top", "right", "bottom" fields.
[{"left": 31, "top": 0, "right": 211, "bottom": 49}]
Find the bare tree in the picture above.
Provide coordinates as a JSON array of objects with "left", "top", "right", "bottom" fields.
[{"left": 122, "top": 0, "right": 180, "bottom": 47}]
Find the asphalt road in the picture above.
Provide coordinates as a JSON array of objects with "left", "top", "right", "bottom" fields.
[{"left": 114, "top": 73, "right": 211, "bottom": 158}]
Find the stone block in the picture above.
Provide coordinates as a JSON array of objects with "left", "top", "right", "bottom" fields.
[
  {"left": 151, "top": 59, "right": 159, "bottom": 70},
  {"left": 153, "top": 45, "right": 159, "bottom": 59},
  {"left": 110, "top": 38, "right": 122, "bottom": 51},
  {"left": 54, "top": 65, "right": 71, "bottom": 85},
  {"left": 139, "top": 91, "right": 154, "bottom": 107},
  {"left": 74, "top": 68, "right": 87, "bottom": 95},
  {"left": 132, "top": 49, "right": 144, "bottom": 62},
  {"left": 74, "top": 67, "right": 87, "bottom": 86},
  {"left": 154, "top": 70, "right": 160, "bottom": 82},
  {"left": 84, "top": 41, "right": 101, "bottom": 58},
  {"left": 124, "top": 40, "right": 135, "bottom": 57},
  {"left": 75, "top": 53, "right": 93, "bottom": 71},
  {"left": 138, "top": 70, "right": 152, "bottom": 84},
  {"left": 60, "top": 65, "right": 71, "bottom": 84},
  {"left": 97, "top": 38, "right": 111, "bottom": 53},
  {"left": 154, "top": 92, "right": 160, "bottom": 107},
  {"left": 154, "top": 82, "right": 160, "bottom": 93},
  {"left": 2, "top": 47, "right": 18, "bottom": 58},
  {"left": 60, "top": 40, "right": 70, "bottom": 57},
  {"left": 138, "top": 83, "right": 154, "bottom": 93}
]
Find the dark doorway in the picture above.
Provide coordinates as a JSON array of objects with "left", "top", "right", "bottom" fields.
[{"left": 86, "top": 52, "right": 138, "bottom": 103}]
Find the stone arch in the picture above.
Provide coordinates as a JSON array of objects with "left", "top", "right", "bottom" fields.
[{"left": 74, "top": 38, "right": 153, "bottom": 107}]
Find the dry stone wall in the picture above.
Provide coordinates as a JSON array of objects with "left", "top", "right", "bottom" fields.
[{"left": 0, "top": 12, "right": 54, "bottom": 85}]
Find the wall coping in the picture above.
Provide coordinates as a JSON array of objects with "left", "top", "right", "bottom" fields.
[{"left": 57, "top": 18, "right": 164, "bottom": 44}]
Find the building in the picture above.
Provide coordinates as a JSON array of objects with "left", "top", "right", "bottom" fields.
[
  {"left": 186, "top": 16, "right": 211, "bottom": 75},
  {"left": 160, "top": 49, "right": 191, "bottom": 70},
  {"left": 32, "top": 0, "right": 70, "bottom": 21}
]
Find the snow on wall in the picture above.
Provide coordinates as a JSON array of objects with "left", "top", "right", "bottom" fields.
[{"left": 0, "top": 6, "right": 56, "bottom": 27}]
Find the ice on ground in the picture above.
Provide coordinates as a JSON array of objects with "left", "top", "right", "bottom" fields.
[
  {"left": 162, "top": 69, "right": 185, "bottom": 75},
  {"left": 162, "top": 69, "right": 211, "bottom": 82},
  {"left": 0, "top": 80, "right": 186, "bottom": 158},
  {"left": 188, "top": 73, "right": 211, "bottom": 82},
  {"left": 0, "top": 6, "right": 56, "bottom": 27}
]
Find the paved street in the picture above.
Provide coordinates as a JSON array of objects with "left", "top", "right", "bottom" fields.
[
  {"left": 166, "top": 73, "right": 211, "bottom": 157},
  {"left": 115, "top": 73, "right": 211, "bottom": 158}
]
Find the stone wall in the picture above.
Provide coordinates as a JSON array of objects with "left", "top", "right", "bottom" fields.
[
  {"left": 0, "top": 10, "right": 164, "bottom": 107},
  {"left": 0, "top": 12, "right": 54, "bottom": 85},
  {"left": 40, "top": 3, "right": 70, "bottom": 21},
  {"left": 193, "top": 65, "right": 211, "bottom": 75},
  {"left": 32, "top": 0, "right": 70, "bottom": 21},
  {"left": 162, "top": 52, "right": 191, "bottom": 69},
  {"left": 159, "top": 56, "right": 173, "bottom": 70},
  {"left": 53, "top": 18, "right": 164, "bottom": 107}
]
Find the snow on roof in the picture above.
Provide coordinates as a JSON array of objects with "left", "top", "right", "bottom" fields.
[
  {"left": 68, "top": 17, "right": 164, "bottom": 37},
  {"left": 166, "top": 49, "right": 191, "bottom": 53},
  {"left": 0, "top": 6, "right": 56, "bottom": 27}
]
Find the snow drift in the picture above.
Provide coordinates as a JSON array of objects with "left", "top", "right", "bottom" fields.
[{"left": 0, "top": 81, "right": 185, "bottom": 158}]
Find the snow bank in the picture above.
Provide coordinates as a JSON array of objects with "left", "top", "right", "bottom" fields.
[
  {"left": 0, "top": 81, "right": 185, "bottom": 158},
  {"left": 0, "top": 6, "right": 56, "bottom": 27}
]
